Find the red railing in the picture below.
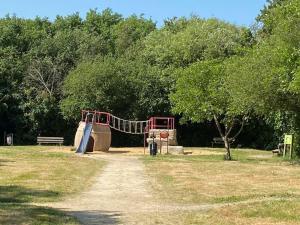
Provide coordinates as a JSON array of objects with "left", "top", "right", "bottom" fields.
[
  {"left": 81, "top": 111, "right": 175, "bottom": 130},
  {"left": 81, "top": 110, "right": 111, "bottom": 125},
  {"left": 148, "top": 117, "right": 175, "bottom": 130}
]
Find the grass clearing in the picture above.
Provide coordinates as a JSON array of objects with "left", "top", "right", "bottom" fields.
[
  {"left": 0, "top": 145, "right": 105, "bottom": 224},
  {"left": 142, "top": 148, "right": 300, "bottom": 224},
  {"left": 130, "top": 199, "right": 300, "bottom": 225}
]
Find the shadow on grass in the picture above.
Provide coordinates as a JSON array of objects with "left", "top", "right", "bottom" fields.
[
  {"left": 0, "top": 186, "right": 121, "bottom": 224},
  {"left": 106, "top": 151, "right": 130, "bottom": 154},
  {"left": 0, "top": 159, "right": 15, "bottom": 166},
  {"left": 69, "top": 210, "right": 121, "bottom": 225},
  {"left": 0, "top": 185, "right": 74, "bottom": 224},
  {"left": 85, "top": 151, "right": 130, "bottom": 155},
  {"left": 0, "top": 204, "right": 79, "bottom": 225},
  {"left": 0, "top": 185, "right": 60, "bottom": 203},
  {"left": 0, "top": 204, "right": 121, "bottom": 225}
]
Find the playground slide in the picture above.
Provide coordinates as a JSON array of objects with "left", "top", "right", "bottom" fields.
[{"left": 76, "top": 123, "right": 93, "bottom": 154}]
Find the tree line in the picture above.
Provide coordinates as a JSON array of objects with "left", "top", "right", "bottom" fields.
[{"left": 0, "top": 0, "right": 299, "bottom": 157}]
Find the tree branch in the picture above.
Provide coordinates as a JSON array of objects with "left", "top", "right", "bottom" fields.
[
  {"left": 0, "top": 95, "right": 6, "bottom": 103},
  {"left": 230, "top": 115, "right": 247, "bottom": 141},
  {"left": 28, "top": 60, "right": 53, "bottom": 96},
  {"left": 213, "top": 114, "right": 224, "bottom": 138},
  {"left": 225, "top": 122, "right": 234, "bottom": 137}
]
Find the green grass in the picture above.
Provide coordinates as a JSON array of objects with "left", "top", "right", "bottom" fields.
[{"left": 0, "top": 146, "right": 105, "bottom": 225}]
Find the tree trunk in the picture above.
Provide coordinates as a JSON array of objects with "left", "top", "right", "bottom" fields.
[
  {"left": 223, "top": 136, "right": 231, "bottom": 160},
  {"left": 213, "top": 115, "right": 232, "bottom": 160}
]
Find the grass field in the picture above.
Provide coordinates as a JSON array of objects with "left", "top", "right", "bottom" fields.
[
  {"left": 1, "top": 146, "right": 300, "bottom": 224},
  {"left": 0, "top": 146, "right": 105, "bottom": 225},
  {"left": 143, "top": 148, "right": 300, "bottom": 225}
]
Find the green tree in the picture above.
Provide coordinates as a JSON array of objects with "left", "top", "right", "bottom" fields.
[
  {"left": 256, "top": 0, "right": 289, "bottom": 36},
  {"left": 227, "top": 0, "right": 300, "bottom": 153},
  {"left": 143, "top": 17, "right": 251, "bottom": 68},
  {"left": 53, "top": 13, "right": 83, "bottom": 31},
  {"left": 170, "top": 61, "right": 247, "bottom": 160},
  {"left": 113, "top": 15, "right": 155, "bottom": 55},
  {"left": 0, "top": 16, "right": 45, "bottom": 143},
  {"left": 84, "top": 9, "right": 122, "bottom": 54},
  {"left": 61, "top": 57, "right": 137, "bottom": 120}
]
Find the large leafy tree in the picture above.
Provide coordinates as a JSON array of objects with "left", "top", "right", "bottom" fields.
[
  {"left": 113, "top": 15, "right": 156, "bottom": 55},
  {"left": 61, "top": 56, "right": 170, "bottom": 121},
  {"left": 170, "top": 61, "right": 247, "bottom": 160},
  {"left": 256, "top": 0, "right": 289, "bottom": 36},
  {"left": 167, "top": 18, "right": 253, "bottom": 159},
  {"left": 61, "top": 57, "right": 137, "bottom": 120},
  {"left": 143, "top": 17, "right": 252, "bottom": 68},
  {"left": 0, "top": 16, "right": 47, "bottom": 143},
  {"left": 227, "top": 0, "right": 300, "bottom": 152}
]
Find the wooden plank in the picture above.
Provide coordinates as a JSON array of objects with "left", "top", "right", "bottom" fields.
[
  {"left": 37, "top": 142, "right": 64, "bottom": 144},
  {"left": 37, "top": 140, "right": 64, "bottom": 142},
  {"left": 37, "top": 136, "right": 64, "bottom": 145},
  {"left": 37, "top": 138, "right": 63, "bottom": 140},
  {"left": 37, "top": 137, "right": 64, "bottom": 140},
  {"left": 37, "top": 136, "right": 64, "bottom": 139}
]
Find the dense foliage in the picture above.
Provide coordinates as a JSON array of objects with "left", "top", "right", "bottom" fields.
[{"left": 0, "top": 1, "right": 299, "bottom": 158}]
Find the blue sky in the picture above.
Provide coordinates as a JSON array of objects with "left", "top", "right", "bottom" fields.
[{"left": 0, "top": 0, "right": 267, "bottom": 27}]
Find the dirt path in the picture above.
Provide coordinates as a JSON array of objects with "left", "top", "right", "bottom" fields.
[
  {"left": 47, "top": 155, "right": 171, "bottom": 224},
  {"left": 46, "top": 154, "right": 223, "bottom": 224},
  {"left": 43, "top": 154, "right": 290, "bottom": 225}
]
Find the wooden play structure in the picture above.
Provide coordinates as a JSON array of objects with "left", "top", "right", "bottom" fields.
[{"left": 74, "top": 110, "right": 183, "bottom": 154}]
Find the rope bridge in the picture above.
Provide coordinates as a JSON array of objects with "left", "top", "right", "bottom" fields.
[{"left": 81, "top": 110, "right": 175, "bottom": 135}]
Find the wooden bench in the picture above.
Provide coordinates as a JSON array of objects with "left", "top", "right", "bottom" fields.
[
  {"left": 211, "top": 137, "right": 235, "bottom": 148},
  {"left": 272, "top": 143, "right": 284, "bottom": 156},
  {"left": 211, "top": 137, "right": 224, "bottom": 148},
  {"left": 37, "top": 137, "right": 64, "bottom": 145}
]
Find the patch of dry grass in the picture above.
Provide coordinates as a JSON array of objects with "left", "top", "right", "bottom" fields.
[
  {"left": 142, "top": 148, "right": 300, "bottom": 224},
  {"left": 0, "top": 145, "right": 104, "bottom": 224},
  {"left": 144, "top": 148, "right": 300, "bottom": 204},
  {"left": 107, "top": 146, "right": 229, "bottom": 156},
  {"left": 0, "top": 146, "right": 105, "bottom": 202},
  {"left": 130, "top": 199, "right": 300, "bottom": 225}
]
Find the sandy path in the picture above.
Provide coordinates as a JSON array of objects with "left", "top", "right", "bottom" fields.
[
  {"left": 43, "top": 154, "right": 289, "bottom": 225},
  {"left": 46, "top": 154, "right": 220, "bottom": 224},
  {"left": 47, "top": 155, "right": 167, "bottom": 224}
]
